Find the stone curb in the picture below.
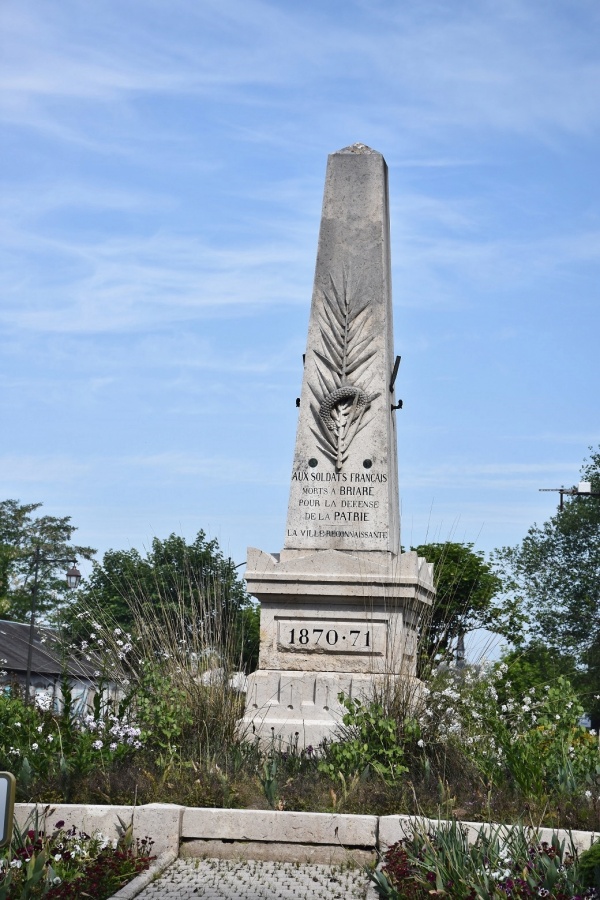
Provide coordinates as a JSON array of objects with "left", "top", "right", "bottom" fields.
[
  {"left": 13, "top": 803, "right": 600, "bottom": 861},
  {"left": 378, "top": 814, "right": 600, "bottom": 853},
  {"left": 182, "top": 807, "right": 378, "bottom": 847},
  {"left": 106, "top": 850, "right": 177, "bottom": 900}
]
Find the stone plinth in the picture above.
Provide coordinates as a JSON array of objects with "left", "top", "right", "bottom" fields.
[{"left": 240, "top": 548, "right": 433, "bottom": 745}]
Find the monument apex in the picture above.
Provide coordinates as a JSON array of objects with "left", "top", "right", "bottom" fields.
[{"left": 284, "top": 145, "right": 399, "bottom": 554}]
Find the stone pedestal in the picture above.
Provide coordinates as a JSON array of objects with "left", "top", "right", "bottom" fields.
[
  {"left": 241, "top": 145, "right": 435, "bottom": 747},
  {"left": 241, "top": 547, "right": 434, "bottom": 746}
]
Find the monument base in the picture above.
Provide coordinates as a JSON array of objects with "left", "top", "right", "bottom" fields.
[
  {"left": 240, "top": 547, "right": 434, "bottom": 748},
  {"left": 241, "top": 669, "right": 421, "bottom": 748}
]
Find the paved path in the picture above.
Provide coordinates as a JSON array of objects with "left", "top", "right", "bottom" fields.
[{"left": 135, "top": 857, "right": 370, "bottom": 899}]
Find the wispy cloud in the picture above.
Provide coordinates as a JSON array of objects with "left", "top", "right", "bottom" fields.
[{"left": 3, "top": 0, "right": 600, "bottom": 145}]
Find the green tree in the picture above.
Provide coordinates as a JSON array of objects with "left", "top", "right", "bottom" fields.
[
  {"left": 0, "top": 499, "right": 95, "bottom": 623},
  {"left": 411, "top": 542, "right": 522, "bottom": 666},
  {"left": 493, "top": 446, "right": 600, "bottom": 722},
  {"left": 75, "top": 531, "right": 260, "bottom": 671},
  {"left": 499, "top": 641, "right": 578, "bottom": 702}
]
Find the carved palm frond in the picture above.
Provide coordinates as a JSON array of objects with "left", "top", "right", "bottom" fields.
[{"left": 309, "top": 275, "right": 379, "bottom": 470}]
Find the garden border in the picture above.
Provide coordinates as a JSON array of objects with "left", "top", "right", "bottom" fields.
[{"left": 13, "top": 803, "right": 600, "bottom": 898}]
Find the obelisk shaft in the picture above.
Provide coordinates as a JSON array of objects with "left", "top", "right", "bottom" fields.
[{"left": 284, "top": 145, "right": 400, "bottom": 554}]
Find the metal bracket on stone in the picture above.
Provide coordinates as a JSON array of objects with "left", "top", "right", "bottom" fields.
[{"left": 389, "top": 355, "right": 401, "bottom": 392}]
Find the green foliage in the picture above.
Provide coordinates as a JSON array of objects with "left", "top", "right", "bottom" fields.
[
  {"left": 493, "top": 445, "right": 600, "bottom": 723},
  {"left": 0, "top": 500, "right": 95, "bottom": 623},
  {"left": 410, "top": 541, "right": 521, "bottom": 667},
  {"left": 0, "top": 686, "right": 144, "bottom": 801},
  {"left": 259, "top": 756, "right": 280, "bottom": 810},
  {"left": 133, "top": 663, "right": 192, "bottom": 757},
  {"left": 499, "top": 643, "right": 578, "bottom": 705},
  {"left": 579, "top": 839, "right": 600, "bottom": 889},
  {"left": 421, "top": 665, "right": 599, "bottom": 801},
  {"left": 319, "top": 694, "right": 408, "bottom": 785},
  {"left": 72, "top": 531, "right": 258, "bottom": 671},
  {"left": 373, "top": 822, "right": 588, "bottom": 900},
  {"left": 0, "top": 809, "right": 153, "bottom": 899}
]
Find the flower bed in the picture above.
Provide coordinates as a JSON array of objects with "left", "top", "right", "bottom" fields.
[
  {"left": 370, "top": 821, "right": 600, "bottom": 899},
  {"left": 0, "top": 813, "right": 154, "bottom": 900}
]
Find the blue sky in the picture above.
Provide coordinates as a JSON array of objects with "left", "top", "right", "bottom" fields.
[{"left": 1, "top": 0, "right": 599, "bottom": 590}]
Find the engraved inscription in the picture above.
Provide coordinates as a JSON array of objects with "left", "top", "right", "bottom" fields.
[
  {"left": 277, "top": 619, "right": 386, "bottom": 655},
  {"left": 285, "top": 467, "right": 389, "bottom": 540}
]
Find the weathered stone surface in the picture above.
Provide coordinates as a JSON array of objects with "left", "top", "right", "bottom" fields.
[
  {"left": 179, "top": 839, "right": 375, "bottom": 864},
  {"left": 242, "top": 145, "right": 435, "bottom": 745},
  {"left": 284, "top": 146, "right": 399, "bottom": 554},
  {"left": 242, "top": 669, "right": 423, "bottom": 747},
  {"left": 378, "top": 815, "right": 600, "bottom": 852},
  {"left": 181, "top": 807, "right": 377, "bottom": 847},
  {"left": 133, "top": 803, "right": 185, "bottom": 856},
  {"left": 13, "top": 803, "right": 133, "bottom": 839}
]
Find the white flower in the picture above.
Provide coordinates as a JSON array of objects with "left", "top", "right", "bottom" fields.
[
  {"left": 37, "top": 725, "right": 43, "bottom": 733},
  {"left": 417, "top": 739, "right": 424, "bottom": 748},
  {"left": 110, "top": 742, "right": 117, "bottom": 751},
  {"left": 15, "top": 722, "right": 21, "bottom": 728},
  {"left": 54, "top": 853, "right": 62, "bottom": 861},
  {"left": 92, "top": 740, "right": 103, "bottom": 750},
  {"left": 10, "top": 859, "right": 22, "bottom": 869},
  {"left": 47, "top": 735, "right": 54, "bottom": 743},
  {"left": 35, "top": 691, "right": 52, "bottom": 711},
  {"left": 52, "top": 877, "right": 62, "bottom": 885},
  {"left": 31, "top": 742, "right": 39, "bottom": 750},
  {"left": 555, "top": 714, "right": 561, "bottom": 721},
  {"left": 585, "top": 790, "right": 592, "bottom": 799}
]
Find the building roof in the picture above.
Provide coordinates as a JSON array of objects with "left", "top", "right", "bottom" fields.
[{"left": 0, "top": 620, "right": 96, "bottom": 680}]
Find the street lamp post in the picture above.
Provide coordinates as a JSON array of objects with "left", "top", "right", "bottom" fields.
[{"left": 24, "top": 547, "right": 81, "bottom": 704}]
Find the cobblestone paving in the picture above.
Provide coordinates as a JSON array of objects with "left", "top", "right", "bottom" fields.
[{"left": 136, "top": 857, "right": 370, "bottom": 899}]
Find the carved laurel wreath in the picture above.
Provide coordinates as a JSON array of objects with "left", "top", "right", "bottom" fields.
[{"left": 309, "top": 275, "right": 380, "bottom": 470}]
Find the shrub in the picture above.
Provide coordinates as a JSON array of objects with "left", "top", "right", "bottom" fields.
[
  {"left": 579, "top": 840, "right": 600, "bottom": 890},
  {"left": 418, "top": 664, "right": 600, "bottom": 801},
  {"left": 319, "top": 693, "right": 408, "bottom": 784}
]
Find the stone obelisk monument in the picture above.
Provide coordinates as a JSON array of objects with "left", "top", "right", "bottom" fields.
[{"left": 242, "top": 144, "right": 434, "bottom": 746}]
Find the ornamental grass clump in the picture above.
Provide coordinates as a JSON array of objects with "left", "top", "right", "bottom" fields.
[
  {"left": 67, "top": 563, "right": 249, "bottom": 765},
  {"left": 0, "top": 810, "right": 154, "bottom": 900},
  {"left": 370, "top": 821, "right": 599, "bottom": 900}
]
